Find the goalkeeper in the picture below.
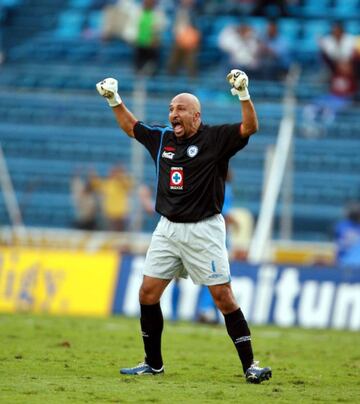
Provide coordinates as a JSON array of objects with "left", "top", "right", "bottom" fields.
[{"left": 96, "top": 70, "right": 272, "bottom": 384}]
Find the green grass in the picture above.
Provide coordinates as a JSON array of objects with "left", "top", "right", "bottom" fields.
[{"left": 0, "top": 314, "right": 359, "bottom": 403}]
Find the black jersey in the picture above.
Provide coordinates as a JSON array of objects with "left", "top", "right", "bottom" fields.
[{"left": 134, "top": 121, "right": 249, "bottom": 223}]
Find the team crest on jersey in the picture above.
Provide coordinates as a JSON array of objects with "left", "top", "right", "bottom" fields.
[
  {"left": 187, "top": 145, "right": 198, "bottom": 158},
  {"left": 170, "top": 167, "right": 183, "bottom": 190}
]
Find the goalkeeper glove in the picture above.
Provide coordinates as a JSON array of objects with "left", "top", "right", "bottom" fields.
[
  {"left": 226, "top": 69, "right": 250, "bottom": 101},
  {"left": 96, "top": 78, "right": 122, "bottom": 107}
]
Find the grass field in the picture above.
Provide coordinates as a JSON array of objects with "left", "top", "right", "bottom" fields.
[{"left": 0, "top": 314, "right": 359, "bottom": 403}]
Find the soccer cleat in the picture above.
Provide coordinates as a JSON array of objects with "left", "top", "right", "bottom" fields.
[
  {"left": 245, "top": 361, "right": 272, "bottom": 384},
  {"left": 120, "top": 362, "right": 164, "bottom": 376}
]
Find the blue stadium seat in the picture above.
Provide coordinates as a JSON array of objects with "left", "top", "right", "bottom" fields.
[
  {"left": 278, "top": 18, "right": 301, "bottom": 41},
  {"left": 54, "top": 10, "right": 85, "bottom": 38},
  {"left": 345, "top": 20, "right": 360, "bottom": 35},
  {"left": 302, "top": 0, "right": 332, "bottom": 17},
  {"left": 87, "top": 10, "right": 103, "bottom": 31},
  {"left": 332, "top": 0, "right": 359, "bottom": 19},
  {"left": 302, "top": 19, "right": 331, "bottom": 40},
  {"left": 1, "top": 0, "right": 21, "bottom": 5},
  {"left": 69, "top": 0, "right": 93, "bottom": 8},
  {"left": 299, "top": 20, "right": 331, "bottom": 53}
]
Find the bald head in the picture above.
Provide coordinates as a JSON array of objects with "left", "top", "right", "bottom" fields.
[
  {"left": 171, "top": 93, "right": 201, "bottom": 114},
  {"left": 169, "top": 93, "right": 202, "bottom": 139}
]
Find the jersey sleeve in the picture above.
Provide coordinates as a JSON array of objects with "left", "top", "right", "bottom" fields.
[
  {"left": 133, "top": 121, "right": 165, "bottom": 162},
  {"left": 211, "top": 123, "right": 249, "bottom": 159}
]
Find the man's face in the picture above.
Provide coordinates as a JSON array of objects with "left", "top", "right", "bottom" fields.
[
  {"left": 267, "top": 23, "right": 277, "bottom": 38},
  {"left": 333, "top": 24, "right": 343, "bottom": 40},
  {"left": 169, "top": 94, "right": 201, "bottom": 139},
  {"left": 143, "top": 0, "right": 156, "bottom": 10}
]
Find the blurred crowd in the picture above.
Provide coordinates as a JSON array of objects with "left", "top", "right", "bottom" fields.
[
  {"left": 95, "top": 0, "right": 360, "bottom": 79},
  {"left": 71, "top": 165, "right": 133, "bottom": 232},
  {"left": 217, "top": 18, "right": 291, "bottom": 80},
  {"left": 1, "top": 0, "right": 360, "bottom": 87},
  {"left": 303, "top": 21, "right": 360, "bottom": 136},
  {"left": 100, "top": 0, "right": 201, "bottom": 76},
  {"left": 94, "top": 0, "right": 360, "bottom": 136}
]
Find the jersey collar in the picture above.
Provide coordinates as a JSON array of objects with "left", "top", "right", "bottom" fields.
[{"left": 175, "top": 123, "right": 205, "bottom": 144}]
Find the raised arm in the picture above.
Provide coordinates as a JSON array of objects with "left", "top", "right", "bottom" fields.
[
  {"left": 226, "top": 70, "right": 259, "bottom": 138},
  {"left": 96, "top": 78, "right": 137, "bottom": 138},
  {"left": 239, "top": 99, "right": 258, "bottom": 137}
]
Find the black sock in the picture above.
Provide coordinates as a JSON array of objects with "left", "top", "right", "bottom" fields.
[
  {"left": 224, "top": 308, "right": 254, "bottom": 373},
  {"left": 140, "top": 303, "right": 164, "bottom": 370}
]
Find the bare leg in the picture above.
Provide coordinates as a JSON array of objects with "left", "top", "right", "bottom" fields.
[
  {"left": 208, "top": 282, "right": 239, "bottom": 314},
  {"left": 139, "top": 275, "right": 171, "bottom": 304}
]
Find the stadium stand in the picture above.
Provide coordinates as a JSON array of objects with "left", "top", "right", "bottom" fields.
[{"left": 0, "top": 0, "right": 359, "bottom": 241}]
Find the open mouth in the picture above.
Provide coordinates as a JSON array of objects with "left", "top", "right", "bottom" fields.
[{"left": 172, "top": 121, "right": 184, "bottom": 136}]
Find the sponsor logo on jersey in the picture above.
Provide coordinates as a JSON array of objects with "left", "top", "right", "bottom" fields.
[
  {"left": 187, "top": 145, "right": 198, "bottom": 158},
  {"left": 162, "top": 150, "right": 175, "bottom": 160},
  {"left": 170, "top": 167, "right": 183, "bottom": 190}
]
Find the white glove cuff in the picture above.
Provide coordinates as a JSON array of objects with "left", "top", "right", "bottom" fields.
[
  {"left": 107, "top": 93, "right": 122, "bottom": 107},
  {"left": 231, "top": 87, "right": 250, "bottom": 101}
]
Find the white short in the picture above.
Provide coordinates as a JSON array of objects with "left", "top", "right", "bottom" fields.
[{"left": 143, "top": 214, "right": 231, "bottom": 285}]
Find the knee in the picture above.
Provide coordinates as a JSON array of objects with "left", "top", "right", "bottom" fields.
[
  {"left": 139, "top": 283, "right": 159, "bottom": 305},
  {"left": 211, "top": 286, "right": 238, "bottom": 314}
]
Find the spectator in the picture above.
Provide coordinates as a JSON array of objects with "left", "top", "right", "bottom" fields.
[
  {"left": 167, "top": 0, "right": 201, "bottom": 78},
  {"left": 320, "top": 21, "right": 357, "bottom": 72},
  {"left": 133, "top": 0, "right": 167, "bottom": 74},
  {"left": 89, "top": 166, "right": 133, "bottom": 231},
  {"left": 320, "top": 21, "right": 359, "bottom": 98},
  {"left": 137, "top": 183, "right": 160, "bottom": 232},
  {"left": 138, "top": 183, "right": 156, "bottom": 215},
  {"left": 258, "top": 19, "right": 291, "bottom": 79},
  {"left": 330, "top": 60, "right": 358, "bottom": 99},
  {"left": 302, "top": 22, "right": 358, "bottom": 137},
  {"left": 100, "top": 0, "right": 166, "bottom": 74},
  {"left": 71, "top": 175, "right": 98, "bottom": 231},
  {"left": 101, "top": 0, "right": 139, "bottom": 42},
  {"left": 218, "top": 22, "right": 261, "bottom": 77},
  {"left": 335, "top": 202, "right": 360, "bottom": 268}
]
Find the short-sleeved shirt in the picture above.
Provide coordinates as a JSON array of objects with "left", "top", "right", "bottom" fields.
[{"left": 134, "top": 121, "right": 249, "bottom": 223}]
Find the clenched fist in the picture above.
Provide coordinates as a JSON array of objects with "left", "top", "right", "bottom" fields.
[
  {"left": 96, "top": 78, "right": 122, "bottom": 107},
  {"left": 226, "top": 69, "right": 250, "bottom": 101}
]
